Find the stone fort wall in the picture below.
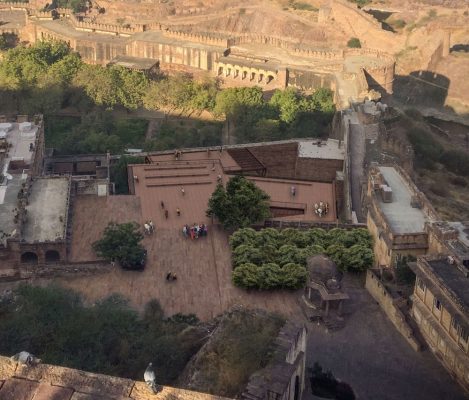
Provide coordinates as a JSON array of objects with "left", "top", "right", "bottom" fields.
[{"left": 0, "top": 3, "right": 396, "bottom": 94}]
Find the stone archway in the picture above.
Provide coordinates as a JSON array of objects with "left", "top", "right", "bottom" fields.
[
  {"left": 45, "top": 250, "right": 60, "bottom": 263},
  {"left": 21, "top": 252, "right": 38, "bottom": 264}
]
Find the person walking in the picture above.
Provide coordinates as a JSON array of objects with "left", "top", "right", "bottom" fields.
[
  {"left": 165, "top": 209, "right": 169, "bottom": 219},
  {"left": 181, "top": 187, "right": 185, "bottom": 196},
  {"left": 161, "top": 201, "right": 165, "bottom": 209},
  {"left": 176, "top": 208, "right": 181, "bottom": 216}
]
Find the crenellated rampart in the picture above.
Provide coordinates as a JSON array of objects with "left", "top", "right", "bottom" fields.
[{"left": 163, "top": 29, "right": 230, "bottom": 47}]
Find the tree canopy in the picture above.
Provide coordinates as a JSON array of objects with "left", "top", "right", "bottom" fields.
[
  {"left": 93, "top": 222, "right": 146, "bottom": 268},
  {"left": 0, "top": 285, "right": 204, "bottom": 382},
  {"left": 206, "top": 176, "right": 271, "bottom": 230}
]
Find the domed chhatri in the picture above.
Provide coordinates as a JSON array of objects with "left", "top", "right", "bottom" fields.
[{"left": 307, "top": 254, "right": 343, "bottom": 290}]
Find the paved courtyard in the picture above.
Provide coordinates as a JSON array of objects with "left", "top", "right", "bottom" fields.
[{"left": 306, "top": 275, "right": 467, "bottom": 400}]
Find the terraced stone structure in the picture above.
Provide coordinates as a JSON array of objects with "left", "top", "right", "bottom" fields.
[{"left": 0, "top": 2, "right": 396, "bottom": 107}]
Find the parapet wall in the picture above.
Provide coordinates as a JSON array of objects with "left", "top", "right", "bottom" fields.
[
  {"left": 0, "top": 355, "right": 233, "bottom": 400},
  {"left": 231, "top": 34, "right": 344, "bottom": 60},
  {"left": 164, "top": 29, "right": 230, "bottom": 48},
  {"left": 366, "top": 269, "right": 422, "bottom": 352}
]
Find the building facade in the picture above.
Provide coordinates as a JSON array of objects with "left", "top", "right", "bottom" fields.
[
  {"left": 366, "top": 165, "right": 437, "bottom": 267},
  {"left": 410, "top": 255, "right": 469, "bottom": 390}
]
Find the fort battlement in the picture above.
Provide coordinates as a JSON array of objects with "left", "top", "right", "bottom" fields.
[
  {"left": 163, "top": 29, "right": 231, "bottom": 47},
  {"left": 68, "top": 14, "right": 145, "bottom": 36}
]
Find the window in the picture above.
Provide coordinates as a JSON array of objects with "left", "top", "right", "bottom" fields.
[
  {"left": 434, "top": 298, "right": 442, "bottom": 311},
  {"left": 417, "top": 277, "right": 426, "bottom": 292}
]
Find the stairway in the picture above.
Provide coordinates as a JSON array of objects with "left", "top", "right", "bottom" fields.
[{"left": 227, "top": 148, "right": 265, "bottom": 175}]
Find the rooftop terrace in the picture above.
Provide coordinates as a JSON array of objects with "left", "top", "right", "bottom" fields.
[
  {"left": 130, "top": 147, "right": 337, "bottom": 229},
  {"left": 298, "top": 139, "right": 345, "bottom": 160},
  {"left": 377, "top": 166, "right": 428, "bottom": 235},
  {"left": 23, "top": 177, "right": 70, "bottom": 243}
]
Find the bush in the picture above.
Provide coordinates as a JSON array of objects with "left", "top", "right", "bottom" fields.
[
  {"left": 230, "top": 227, "right": 373, "bottom": 290},
  {"left": 347, "top": 38, "right": 361, "bottom": 48}
]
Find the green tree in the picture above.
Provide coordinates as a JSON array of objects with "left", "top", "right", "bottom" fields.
[
  {"left": 93, "top": 222, "right": 145, "bottom": 268},
  {"left": 347, "top": 38, "right": 361, "bottom": 48},
  {"left": 270, "top": 88, "right": 302, "bottom": 123},
  {"left": 213, "top": 87, "right": 264, "bottom": 118},
  {"left": 207, "top": 176, "right": 271, "bottom": 230},
  {"left": 114, "top": 66, "right": 149, "bottom": 110},
  {"left": 74, "top": 65, "right": 121, "bottom": 109}
]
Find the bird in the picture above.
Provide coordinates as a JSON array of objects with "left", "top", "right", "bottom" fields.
[
  {"left": 11, "top": 351, "right": 41, "bottom": 366},
  {"left": 144, "top": 362, "right": 162, "bottom": 394}
]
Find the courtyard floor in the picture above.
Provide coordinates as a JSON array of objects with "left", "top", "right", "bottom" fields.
[
  {"left": 305, "top": 274, "right": 467, "bottom": 400},
  {"left": 67, "top": 227, "right": 302, "bottom": 321}
]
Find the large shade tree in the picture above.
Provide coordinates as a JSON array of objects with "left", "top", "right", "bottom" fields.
[
  {"left": 206, "top": 175, "right": 271, "bottom": 230},
  {"left": 93, "top": 222, "right": 146, "bottom": 269}
]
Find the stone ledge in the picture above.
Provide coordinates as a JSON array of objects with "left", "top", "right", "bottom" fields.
[
  {"left": 0, "top": 357, "right": 16, "bottom": 380},
  {"left": 14, "top": 363, "right": 134, "bottom": 398},
  {"left": 0, "top": 356, "right": 233, "bottom": 400}
]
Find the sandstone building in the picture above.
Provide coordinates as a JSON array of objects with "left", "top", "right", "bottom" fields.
[
  {"left": 128, "top": 139, "right": 346, "bottom": 228},
  {"left": 410, "top": 254, "right": 469, "bottom": 390},
  {"left": 366, "top": 165, "right": 438, "bottom": 267}
]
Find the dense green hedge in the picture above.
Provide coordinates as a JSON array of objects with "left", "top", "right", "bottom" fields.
[{"left": 230, "top": 227, "right": 374, "bottom": 290}]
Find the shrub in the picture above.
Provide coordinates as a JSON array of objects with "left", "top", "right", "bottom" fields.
[
  {"left": 232, "top": 263, "right": 261, "bottom": 289},
  {"left": 280, "top": 263, "right": 308, "bottom": 289},
  {"left": 347, "top": 38, "right": 361, "bottom": 48},
  {"left": 230, "top": 227, "right": 373, "bottom": 289}
]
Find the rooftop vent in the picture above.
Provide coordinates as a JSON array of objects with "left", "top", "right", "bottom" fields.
[
  {"left": 410, "top": 195, "right": 422, "bottom": 209},
  {"left": 380, "top": 185, "right": 392, "bottom": 203}
]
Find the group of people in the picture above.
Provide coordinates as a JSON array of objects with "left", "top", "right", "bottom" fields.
[
  {"left": 314, "top": 201, "right": 330, "bottom": 218},
  {"left": 161, "top": 201, "right": 181, "bottom": 218},
  {"left": 182, "top": 223, "right": 208, "bottom": 239},
  {"left": 144, "top": 220, "right": 155, "bottom": 235}
]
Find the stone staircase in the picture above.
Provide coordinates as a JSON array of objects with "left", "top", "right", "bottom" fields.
[{"left": 227, "top": 148, "right": 265, "bottom": 175}]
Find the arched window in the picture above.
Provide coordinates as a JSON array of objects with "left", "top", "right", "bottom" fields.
[{"left": 21, "top": 252, "right": 38, "bottom": 264}]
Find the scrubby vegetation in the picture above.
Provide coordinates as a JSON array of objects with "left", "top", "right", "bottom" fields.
[
  {"left": 229, "top": 227, "right": 374, "bottom": 290},
  {"left": 0, "top": 285, "right": 204, "bottom": 383},
  {"left": 347, "top": 38, "right": 361, "bottom": 48},
  {"left": 179, "top": 309, "right": 284, "bottom": 397}
]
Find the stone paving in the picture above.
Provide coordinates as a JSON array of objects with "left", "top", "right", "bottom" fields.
[{"left": 306, "top": 275, "right": 467, "bottom": 400}]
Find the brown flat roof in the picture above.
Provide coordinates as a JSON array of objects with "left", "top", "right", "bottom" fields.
[{"left": 129, "top": 149, "right": 336, "bottom": 229}]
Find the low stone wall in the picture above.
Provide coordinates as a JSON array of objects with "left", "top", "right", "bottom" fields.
[
  {"left": 0, "top": 262, "right": 112, "bottom": 282},
  {"left": 365, "top": 269, "right": 422, "bottom": 352},
  {"left": 0, "top": 355, "right": 233, "bottom": 400}
]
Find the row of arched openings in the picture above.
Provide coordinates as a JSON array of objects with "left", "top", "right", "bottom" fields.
[{"left": 20, "top": 250, "right": 60, "bottom": 264}]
